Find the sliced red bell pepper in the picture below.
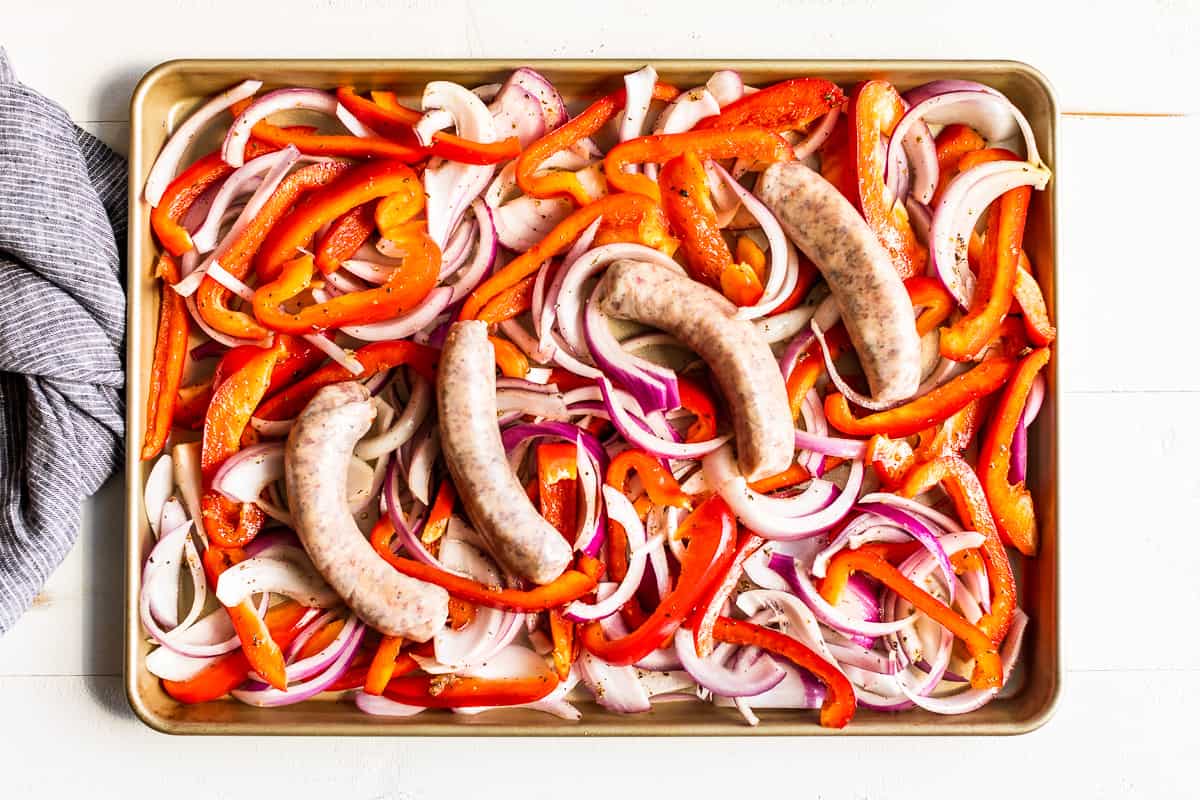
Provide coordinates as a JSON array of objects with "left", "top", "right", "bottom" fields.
[
  {"left": 606, "top": 448, "right": 691, "bottom": 510},
  {"left": 865, "top": 434, "right": 915, "bottom": 488},
  {"left": 514, "top": 82, "right": 680, "bottom": 205},
  {"left": 460, "top": 193, "right": 662, "bottom": 322},
  {"left": 364, "top": 635, "right": 407, "bottom": 696},
  {"left": 932, "top": 123, "right": 986, "bottom": 205},
  {"left": 818, "top": 116, "right": 858, "bottom": 203},
  {"left": 161, "top": 599, "right": 310, "bottom": 703},
  {"left": 605, "top": 127, "right": 793, "bottom": 203},
  {"left": 374, "top": 186, "right": 426, "bottom": 240},
  {"left": 849, "top": 80, "right": 927, "bottom": 280},
  {"left": 382, "top": 668, "right": 558, "bottom": 708},
  {"left": 580, "top": 495, "right": 738, "bottom": 666},
  {"left": 253, "top": 243, "right": 438, "bottom": 334},
  {"left": 898, "top": 456, "right": 1017, "bottom": 645},
  {"left": 747, "top": 463, "right": 811, "bottom": 494},
  {"left": 592, "top": 200, "right": 679, "bottom": 257},
  {"left": 906, "top": 275, "right": 956, "bottom": 334},
  {"left": 825, "top": 356, "right": 1016, "bottom": 438},
  {"left": 420, "top": 480, "right": 457, "bottom": 546},
  {"left": 658, "top": 149, "right": 737, "bottom": 290},
  {"left": 1014, "top": 255, "right": 1057, "bottom": 346},
  {"left": 141, "top": 254, "right": 189, "bottom": 460},
  {"left": 314, "top": 200, "right": 378, "bottom": 274},
  {"left": 255, "top": 160, "right": 426, "bottom": 281},
  {"left": 254, "top": 339, "right": 438, "bottom": 421},
  {"left": 537, "top": 444, "right": 579, "bottom": 680},
  {"left": 821, "top": 546, "right": 1002, "bottom": 691},
  {"left": 336, "top": 87, "right": 522, "bottom": 166},
  {"left": 370, "top": 516, "right": 599, "bottom": 612},
  {"left": 174, "top": 379, "right": 213, "bottom": 431},
  {"left": 690, "top": 530, "right": 764, "bottom": 658},
  {"left": 712, "top": 616, "right": 856, "bottom": 728},
  {"left": 489, "top": 335, "right": 530, "bottom": 378},
  {"left": 194, "top": 160, "right": 354, "bottom": 341},
  {"left": 696, "top": 77, "right": 844, "bottom": 132},
  {"left": 914, "top": 398, "right": 987, "bottom": 462},
  {"left": 677, "top": 374, "right": 720, "bottom": 443},
  {"left": 979, "top": 347, "right": 1050, "bottom": 557}
]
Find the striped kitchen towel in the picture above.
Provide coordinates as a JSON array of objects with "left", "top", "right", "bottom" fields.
[{"left": 0, "top": 48, "right": 126, "bottom": 634}]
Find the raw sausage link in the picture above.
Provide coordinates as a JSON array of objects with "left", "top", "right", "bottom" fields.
[
  {"left": 437, "top": 320, "right": 574, "bottom": 584},
  {"left": 596, "top": 259, "right": 794, "bottom": 482},
  {"left": 286, "top": 381, "right": 449, "bottom": 641},
  {"left": 757, "top": 161, "right": 921, "bottom": 405}
]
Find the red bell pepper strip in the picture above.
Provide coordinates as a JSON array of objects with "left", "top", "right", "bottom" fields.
[
  {"left": 514, "top": 82, "right": 680, "bottom": 205},
  {"left": 420, "top": 480, "right": 457, "bottom": 545},
  {"left": 335, "top": 87, "right": 522, "bottom": 166},
  {"left": 382, "top": 668, "right": 558, "bottom": 708},
  {"left": 906, "top": 275, "right": 956, "bottom": 334},
  {"left": 141, "top": 254, "right": 189, "bottom": 460},
  {"left": 1014, "top": 256, "right": 1057, "bottom": 346},
  {"left": 255, "top": 160, "right": 426, "bottom": 281},
  {"left": 898, "top": 456, "right": 1017, "bottom": 645},
  {"left": 825, "top": 356, "right": 1016, "bottom": 438},
  {"left": 818, "top": 116, "right": 858, "bottom": 203},
  {"left": 658, "top": 149, "right": 737, "bottom": 290},
  {"left": 849, "top": 80, "right": 926, "bottom": 280},
  {"left": 592, "top": 200, "right": 679, "bottom": 257},
  {"left": 932, "top": 123, "right": 986, "bottom": 204},
  {"left": 369, "top": 516, "right": 599, "bottom": 611},
  {"left": 195, "top": 160, "right": 354, "bottom": 341},
  {"left": 255, "top": 340, "right": 438, "bottom": 421},
  {"left": 174, "top": 379, "right": 213, "bottom": 431},
  {"left": 580, "top": 495, "right": 738, "bottom": 666},
  {"left": 979, "top": 347, "right": 1051, "bottom": 557},
  {"left": 199, "top": 547, "right": 293, "bottom": 691},
  {"left": 677, "top": 374, "right": 720, "bottom": 443},
  {"left": 747, "top": 463, "right": 811, "bottom": 494},
  {"left": 605, "top": 127, "right": 793, "bottom": 203},
  {"left": 460, "top": 193, "right": 662, "bottom": 322},
  {"left": 314, "top": 200, "right": 377, "bottom": 274},
  {"left": 821, "top": 546, "right": 1002, "bottom": 691},
  {"left": 253, "top": 243, "right": 438, "bottom": 334},
  {"left": 606, "top": 448, "right": 691, "bottom": 510},
  {"left": 537, "top": 443, "right": 579, "bottom": 680},
  {"left": 914, "top": 398, "right": 987, "bottom": 463},
  {"left": 711, "top": 616, "right": 856, "bottom": 728},
  {"left": 161, "top": 599, "right": 310, "bottom": 703},
  {"left": 690, "top": 530, "right": 764, "bottom": 658},
  {"left": 865, "top": 434, "right": 915, "bottom": 488},
  {"left": 696, "top": 77, "right": 845, "bottom": 132}
]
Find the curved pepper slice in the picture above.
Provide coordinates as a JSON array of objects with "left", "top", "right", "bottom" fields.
[
  {"left": 580, "top": 495, "right": 738, "bottom": 666},
  {"left": 228, "top": 97, "right": 425, "bottom": 164},
  {"left": 253, "top": 240, "right": 438, "bottom": 334},
  {"left": 825, "top": 357, "right": 1016, "bottom": 438},
  {"left": 195, "top": 160, "right": 354, "bottom": 341},
  {"left": 932, "top": 123, "right": 986, "bottom": 204},
  {"left": 514, "top": 82, "right": 680, "bottom": 205},
  {"left": 712, "top": 616, "right": 856, "bottom": 728},
  {"left": 1013, "top": 256, "right": 1057, "bottom": 346},
  {"left": 255, "top": 340, "right": 438, "bottom": 421},
  {"left": 314, "top": 200, "right": 377, "bottom": 274},
  {"left": 141, "top": 254, "right": 189, "bottom": 460},
  {"left": 821, "top": 546, "right": 1002, "bottom": 691},
  {"left": 460, "top": 193, "right": 662, "bottom": 322},
  {"left": 659, "top": 149, "right": 743, "bottom": 293},
  {"left": 605, "top": 127, "right": 793, "bottom": 203},
  {"left": 490, "top": 335, "right": 530, "bottom": 378},
  {"left": 336, "top": 87, "right": 522, "bottom": 166},
  {"left": 690, "top": 531, "right": 764, "bottom": 658},
  {"left": 255, "top": 160, "right": 425, "bottom": 281},
  {"left": 979, "top": 347, "right": 1051, "bottom": 556},
  {"left": 478, "top": 275, "right": 538, "bottom": 326},
  {"left": 914, "top": 399, "right": 987, "bottom": 462},
  {"left": 898, "top": 455, "right": 1017, "bottom": 645},
  {"left": 696, "top": 77, "right": 845, "bottom": 132},
  {"left": 865, "top": 434, "right": 915, "bottom": 488},
  {"left": 849, "top": 80, "right": 926, "bottom": 279},
  {"left": 382, "top": 669, "right": 558, "bottom": 708}
]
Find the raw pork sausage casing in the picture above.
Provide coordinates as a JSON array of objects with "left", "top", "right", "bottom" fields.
[
  {"left": 757, "top": 161, "right": 921, "bottom": 406},
  {"left": 596, "top": 259, "right": 794, "bottom": 482},
  {"left": 286, "top": 381, "right": 449, "bottom": 641},
  {"left": 437, "top": 320, "right": 574, "bottom": 585}
]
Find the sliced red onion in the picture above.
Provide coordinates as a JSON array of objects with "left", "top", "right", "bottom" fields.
[
  {"left": 144, "top": 605, "right": 242, "bottom": 682},
  {"left": 413, "top": 82, "right": 504, "bottom": 137},
  {"left": 538, "top": 217, "right": 601, "bottom": 354},
  {"left": 223, "top": 88, "right": 345, "bottom": 168},
  {"left": 281, "top": 612, "right": 361, "bottom": 683},
  {"left": 619, "top": 65, "right": 658, "bottom": 146},
  {"left": 598, "top": 378, "right": 729, "bottom": 460},
  {"left": 447, "top": 200, "right": 499, "bottom": 304},
  {"left": 573, "top": 436, "right": 604, "bottom": 556},
  {"left": 931, "top": 159, "right": 1052, "bottom": 308},
  {"left": 564, "top": 489, "right": 659, "bottom": 621},
  {"left": 496, "top": 387, "right": 570, "bottom": 421},
  {"left": 499, "top": 421, "right": 608, "bottom": 472},
  {"left": 382, "top": 456, "right": 438, "bottom": 568},
  {"left": 768, "top": 552, "right": 917, "bottom": 637},
  {"left": 735, "top": 589, "right": 840, "bottom": 666},
  {"left": 707, "top": 164, "right": 790, "bottom": 319},
  {"left": 505, "top": 68, "right": 567, "bottom": 130},
  {"left": 792, "top": 107, "right": 841, "bottom": 162},
  {"left": 490, "top": 86, "right": 547, "bottom": 148},
  {"left": 215, "top": 550, "right": 340, "bottom": 609},
  {"left": 794, "top": 429, "right": 867, "bottom": 460},
  {"left": 145, "top": 79, "right": 263, "bottom": 204},
  {"left": 421, "top": 82, "right": 497, "bottom": 248},
  {"left": 578, "top": 650, "right": 651, "bottom": 713},
  {"left": 855, "top": 502, "right": 957, "bottom": 603},
  {"left": 646, "top": 86, "right": 721, "bottom": 182},
  {"left": 335, "top": 102, "right": 375, "bottom": 137},
  {"left": 900, "top": 81, "right": 1042, "bottom": 165},
  {"left": 143, "top": 455, "right": 174, "bottom": 537},
  {"left": 405, "top": 426, "right": 439, "bottom": 507},
  {"left": 233, "top": 620, "right": 364, "bottom": 707},
  {"left": 705, "top": 70, "right": 745, "bottom": 107},
  {"left": 301, "top": 333, "right": 362, "bottom": 376},
  {"left": 675, "top": 630, "right": 786, "bottom": 698},
  {"left": 438, "top": 216, "right": 477, "bottom": 279},
  {"left": 211, "top": 442, "right": 283, "bottom": 507},
  {"left": 583, "top": 287, "right": 679, "bottom": 412},
  {"left": 433, "top": 538, "right": 513, "bottom": 668},
  {"left": 859, "top": 491, "right": 964, "bottom": 534},
  {"left": 192, "top": 149, "right": 289, "bottom": 252}
]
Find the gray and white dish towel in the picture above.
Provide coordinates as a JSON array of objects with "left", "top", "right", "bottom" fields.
[{"left": 0, "top": 47, "right": 126, "bottom": 633}]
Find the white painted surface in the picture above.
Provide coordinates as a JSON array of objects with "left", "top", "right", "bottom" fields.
[{"left": 2, "top": 1, "right": 1198, "bottom": 797}]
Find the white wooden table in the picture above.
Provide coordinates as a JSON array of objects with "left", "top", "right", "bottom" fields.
[{"left": 2, "top": 2, "right": 1198, "bottom": 797}]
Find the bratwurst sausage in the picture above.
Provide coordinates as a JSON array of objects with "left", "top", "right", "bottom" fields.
[
  {"left": 757, "top": 162, "right": 921, "bottom": 406},
  {"left": 286, "top": 381, "right": 448, "bottom": 641},
  {"left": 437, "top": 320, "right": 573, "bottom": 585},
  {"left": 595, "top": 259, "right": 794, "bottom": 482}
]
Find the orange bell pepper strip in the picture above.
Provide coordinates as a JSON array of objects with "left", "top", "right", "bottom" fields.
[
  {"left": 194, "top": 160, "right": 354, "bottom": 341},
  {"left": 161, "top": 599, "right": 310, "bottom": 703},
  {"left": 865, "top": 434, "right": 915, "bottom": 488},
  {"left": 370, "top": 516, "right": 599, "bottom": 611},
  {"left": 255, "top": 339, "right": 437, "bottom": 421},
  {"left": 314, "top": 200, "right": 377, "bottom": 274},
  {"left": 580, "top": 496, "right": 738, "bottom": 666},
  {"left": 460, "top": 193, "right": 661, "bottom": 322},
  {"left": 849, "top": 80, "right": 926, "bottom": 279},
  {"left": 141, "top": 254, "right": 190, "bottom": 460},
  {"left": 294, "top": 617, "right": 346, "bottom": 660},
  {"left": 605, "top": 127, "right": 794, "bottom": 203},
  {"left": 1014, "top": 256, "right": 1057, "bottom": 346},
  {"left": 382, "top": 667, "right": 558, "bottom": 708},
  {"left": 489, "top": 335, "right": 530, "bottom": 379},
  {"left": 898, "top": 456, "right": 1017, "bottom": 645},
  {"left": 825, "top": 357, "right": 1016, "bottom": 438},
  {"left": 374, "top": 186, "right": 426, "bottom": 240},
  {"left": 931, "top": 123, "right": 986, "bottom": 205},
  {"left": 748, "top": 463, "right": 812, "bottom": 494},
  {"left": 199, "top": 547, "right": 293, "bottom": 691},
  {"left": 941, "top": 150, "right": 1031, "bottom": 361},
  {"left": 335, "top": 87, "right": 522, "bottom": 166},
  {"left": 658, "top": 149, "right": 737, "bottom": 289},
  {"left": 689, "top": 530, "right": 764, "bottom": 658},
  {"left": 420, "top": 480, "right": 457, "bottom": 545},
  {"left": 979, "top": 347, "right": 1051, "bottom": 557},
  {"left": 255, "top": 160, "right": 426, "bottom": 281},
  {"left": 696, "top": 77, "right": 845, "bottom": 132},
  {"left": 906, "top": 275, "right": 956, "bottom": 333},
  {"left": 914, "top": 398, "right": 987, "bottom": 462},
  {"left": 363, "top": 635, "right": 407, "bottom": 696},
  {"left": 253, "top": 243, "right": 438, "bottom": 334},
  {"left": 820, "top": 547, "right": 1002, "bottom": 691},
  {"left": 712, "top": 615, "right": 856, "bottom": 728},
  {"left": 592, "top": 200, "right": 678, "bottom": 257},
  {"left": 514, "top": 82, "right": 680, "bottom": 205}
]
